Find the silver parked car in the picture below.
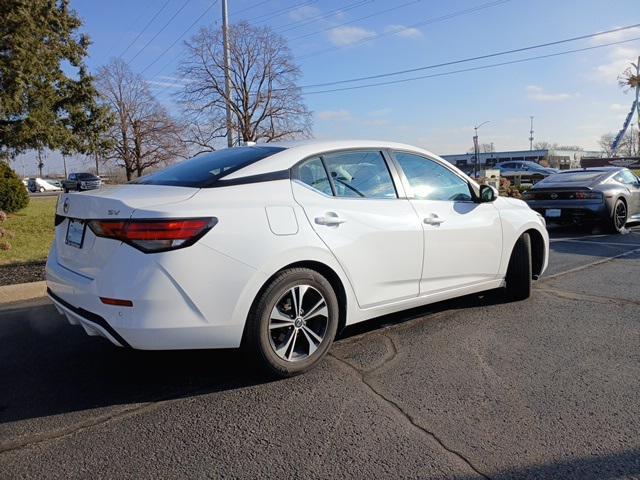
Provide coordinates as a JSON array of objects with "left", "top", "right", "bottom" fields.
[
  {"left": 523, "top": 167, "right": 640, "bottom": 233},
  {"left": 495, "top": 161, "right": 559, "bottom": 182}
]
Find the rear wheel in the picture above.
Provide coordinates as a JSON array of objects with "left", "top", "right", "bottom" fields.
[
  {"left": 608, "top": 199, "right": 627, "bottom": 234},
  {"left": 38, "top": 187, "right": 45, "bottom": 192},
  {"left": 505, "top": 233, "right": 532, "bottom": 301},
  {"left": 244, "top": 268, "right": 339, "bottom": 378}
]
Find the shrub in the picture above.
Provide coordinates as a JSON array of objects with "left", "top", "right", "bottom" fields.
[{"left": 0, "top": 162, "right": 29, "bottom": 213}]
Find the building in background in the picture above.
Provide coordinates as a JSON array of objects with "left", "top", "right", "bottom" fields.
[{"left": 441, "top": 148, "right": 603, "bottom": 171}]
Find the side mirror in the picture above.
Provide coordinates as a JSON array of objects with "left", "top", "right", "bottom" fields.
[{"left": 479, "top": 184, "right": 497, "bottom": 202}]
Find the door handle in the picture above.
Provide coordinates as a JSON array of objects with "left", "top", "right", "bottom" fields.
[
  {"left": 315, "top": 212, "right": 346, "bottom": 226},
  {"left": 423, "top": 214, "right": 445, "bottom": 225}
]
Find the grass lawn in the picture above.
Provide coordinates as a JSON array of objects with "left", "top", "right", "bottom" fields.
[{"left": 0, "top": 196, "right": 57, "bottom": 266}]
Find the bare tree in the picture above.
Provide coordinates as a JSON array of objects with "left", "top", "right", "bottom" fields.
[
  {"left": 599, "top": 128, "right": 639, "bottom": 157},
  {"left": 96, "top": 59, "right": 185, "bottom": 180},
  {"left": 178, "top": 22, "right": 311, "bottom": 149}
]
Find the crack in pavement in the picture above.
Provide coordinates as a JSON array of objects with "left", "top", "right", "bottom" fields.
[
  {"left": 0, "top": 386, "right": 210, "bottom": 455},
  {"left": 329, "top": 338, "right": 491, "bottom": 480},
  {"left": 537, "top": 286, "right": 640, "bottom": 307}
]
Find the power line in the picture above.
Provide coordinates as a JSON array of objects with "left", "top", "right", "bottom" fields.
[
  {"left": 274, "top": 0, "right": 373, "bottom": 34},
  {"left": 241, "top": 0, "right": 319, "bottom": 24},
  {"left": 298, "top": 23, "right": 640, "bottom": 89},
  {"left": 230, "top": 0, "right": 271, "bottom": 17},
  {"left": 140, "top": 1, "right": 218, "bottom": 75},
  {"left": 118, "top": 0, "right": 172, "bottom": 58},
  {"left": 297, "top": 0, "right": 512, "bottom": 60},
  {"left": 301, "top": 36, "right": 640, "bottom": 95},
  {"left": 128, "top": 0, "right": 192, "bottom": 63},
  {"left": 289, "top": 0, "right": 422, "bottom": 41}
]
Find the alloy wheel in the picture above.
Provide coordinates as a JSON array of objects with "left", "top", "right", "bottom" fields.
[
  {"left": 268, "top": 285, "right": 329, "bottom": 362},
  {"left": 615, "top": 201, "right": 627, "bottom": 231}
]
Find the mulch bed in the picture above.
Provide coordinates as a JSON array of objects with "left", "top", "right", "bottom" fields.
[{"left": 0, "top": 262, "right": 46, "bottom": 286}]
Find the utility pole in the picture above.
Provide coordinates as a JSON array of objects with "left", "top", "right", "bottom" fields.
[
  {"left": 94, "top": 153, "right": 100, "bottom": 177},
  {"left": 37, "top": 149, "right": 44, "bottom": 177},
  {"left": 62, "top": 155, "right": 68, "bottom": 179},
  {"left": 473, "top": 121, "right": 490, "bottom": 177},
  {"left": 222, "top": 0, "right": 234, "bottom": 148},
  {"left": 529, "top": 116, "right": 534, "bottom": 150}
]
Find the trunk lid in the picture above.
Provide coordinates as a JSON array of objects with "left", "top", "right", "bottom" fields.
[{"left": 54, "top": 185, "right": 199, "bottom": 278}]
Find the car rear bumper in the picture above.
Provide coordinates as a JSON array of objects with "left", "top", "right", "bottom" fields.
[
  {"left": 45, "top": 240, "right": 254, "bottom": 350},
  {"left": 528, "top": 202, "right": 609, "bottom": 224}
]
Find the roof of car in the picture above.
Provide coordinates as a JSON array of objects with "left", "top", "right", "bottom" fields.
[{"left": 223, "top": 140, "right": 445, "bottom": 179}]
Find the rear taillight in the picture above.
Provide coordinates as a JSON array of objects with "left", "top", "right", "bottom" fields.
[
  {"left": 88, "top": 218, "right": 217, "bottom": 253},
  {"left": 574, "top": 191, "right": 602, "bottom": 200}
]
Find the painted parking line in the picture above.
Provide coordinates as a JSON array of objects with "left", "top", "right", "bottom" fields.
[
  {"left": 542, "top": 246, "right": 640, "bottom": 281},
  {"left": 550, "top": 239, "right": 640, "bottom": 247}
]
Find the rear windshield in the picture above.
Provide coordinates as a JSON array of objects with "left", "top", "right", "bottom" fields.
[
  {"left": 132, "top": 146, "right": 286, "bottom": 187},
  {"left": 544, "top": 171, "right": 605, "bottom": 183}
]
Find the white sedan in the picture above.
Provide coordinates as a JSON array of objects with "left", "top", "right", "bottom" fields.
[{"left": 46, "top": 140, "right": 549, "bottom": 376}]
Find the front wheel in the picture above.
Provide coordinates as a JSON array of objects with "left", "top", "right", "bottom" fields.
[
  {"left": 505, "top": 233, "right": 532, "bottom": 301},
  {"left": 244, "top": 268, "right": 339, "bottom": 378},
  {"left": 608, "top": 199, "right": 627, "bottom": 234}
]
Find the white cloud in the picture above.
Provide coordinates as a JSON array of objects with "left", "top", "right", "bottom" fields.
[
  {"left": 385, "top": 24, "right": 423, "bottom": 39},
  {"left": 526, "top": 85, "right": 573, "bottom": 102},
  {"left": 590, "top": 26, "right": 640, "bottom": 45},
  {"left": 610, "top": 103, "right": 632, "bottom": 112},
  {"left": 593, "top": 46, "right": 637, "bottom": 84},
  {"left": 316, "top": 109, "right": 351, "bottom": 121},
  {"left": 288, "top": 5, "right": 320, "bottom": 22},
  {"left": 327, "top": 26, "right": 375, "bottom": 46}
]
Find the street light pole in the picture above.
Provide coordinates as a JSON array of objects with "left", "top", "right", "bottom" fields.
[
  {"left": 473, "top": 121, "right": 490, "bottom": 177},
  {"left": 222, "top": 0, "right": 234, "bottom": 148}
]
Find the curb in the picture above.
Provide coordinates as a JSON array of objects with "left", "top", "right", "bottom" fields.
[{"left": 0, "top": 281, "right": 47, "bottom": 305}]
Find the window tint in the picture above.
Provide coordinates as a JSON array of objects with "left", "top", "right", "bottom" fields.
[
  {"left": 132, "top": 146, "right": 286, "bottom": 187},
  {"left": 322, "top": 151, "right": 397, "bottom": 199},
  {"left": 614, "top": 170, "right": 638, "bottom": 185},
  {"left": 394, "top": 152, "right": 473, "bottom": 201},
  {"left": 296, "top": 157, "right": 332, "bottom": 195}
]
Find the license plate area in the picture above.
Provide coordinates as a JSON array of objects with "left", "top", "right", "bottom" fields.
[
  {"left": 545, "top": 209, "right": 562, "bottom": 218},
  {"left": 65, "top": 218, "right": 86, "bottom": 248}
]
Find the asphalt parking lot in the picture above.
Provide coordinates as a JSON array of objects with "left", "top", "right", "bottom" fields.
[{"left": 1, "top": 226, "right": 639, "bottom": 479}]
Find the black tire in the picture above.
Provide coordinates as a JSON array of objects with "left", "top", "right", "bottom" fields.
[
  {"left": 243, "top": 268, "right": 339, "bottom": 378},
  {"left": 607, "top": 199, "right": 627, "bottom": 234},
  {"left": 505, "top": 233, "right": 532, "bottom": 301}
]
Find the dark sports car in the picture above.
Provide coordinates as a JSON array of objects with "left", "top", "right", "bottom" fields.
[{"left": 523, "top": 167, "right": 640, "bottom": 233}]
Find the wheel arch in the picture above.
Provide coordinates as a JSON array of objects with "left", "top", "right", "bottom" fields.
[
  {"left": 526, "top": 228, "right": 546, "bottom": 279},
  {"left": 244, "top": 260, "right": 349, "bottom": 342}
]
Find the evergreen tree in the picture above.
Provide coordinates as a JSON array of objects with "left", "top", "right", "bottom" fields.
[{"left": 0, "top": 0, "right": 112, "bottom": 160}]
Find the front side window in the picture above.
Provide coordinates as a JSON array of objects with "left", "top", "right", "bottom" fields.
[
  {"left": 295, "top": 157, "right": 332, "bottom": 195},
  {"left": 322, "top": 151, "right": 397, "bottom": 199},
  {"left": 394, "top": 152, "right": 473, "bottom": 202}
]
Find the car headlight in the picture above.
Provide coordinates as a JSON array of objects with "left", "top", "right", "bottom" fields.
[{"left": 80, "top": 181, "right": 87, "bottom": 188}]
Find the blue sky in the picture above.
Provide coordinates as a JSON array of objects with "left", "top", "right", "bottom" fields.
[{"left": 17, "top": 0, "right": 640, "bottom": 175}]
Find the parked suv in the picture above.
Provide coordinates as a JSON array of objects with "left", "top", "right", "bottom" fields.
[{"left": 62, "top": 173, "right": 102, "bottom": 193}]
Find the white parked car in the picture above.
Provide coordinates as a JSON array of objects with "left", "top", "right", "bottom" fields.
[
  {"left": 46, "top": 141, "right": 549, "bottom": 376},
  {"left": 28, "top": 177, "right": 63, "bottom": 192}
]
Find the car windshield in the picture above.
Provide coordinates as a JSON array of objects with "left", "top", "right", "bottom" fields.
[
  {"left": 544, "top": 171, "right": 605, "bottom": 183},
  {"left": 132, "top": 146, "right": 286, "bottom": 187},
  {"left": 76, "top": 173, "right": 99, "bottom": 180}
]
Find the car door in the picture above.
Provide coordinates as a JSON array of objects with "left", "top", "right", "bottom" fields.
[
  {"left": 616, "top": 170, "right": 640, "bottom": 216},
  {"left": 390, "top": 151, "right": 502, "bottom": 295},
  {"left": 291, "top": 151, "right": 423, "bottom": 308}
]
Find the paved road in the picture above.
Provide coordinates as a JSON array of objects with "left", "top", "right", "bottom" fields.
[{"left": 1, "top": 226, "right": 639, "bottom": 479}]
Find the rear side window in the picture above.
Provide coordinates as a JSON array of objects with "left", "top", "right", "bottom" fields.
[
  {"left": 614, "top": 170, "right": 638, "bottom": 185},
  {"left": 322, "top": 151, "right": 397, "bottom": 199},
  {"left": 132, "top": 146, "right": 286, "bottom": 187},
  {"left": 296, "top": 157, "right": 333, "bottom": 195}
]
